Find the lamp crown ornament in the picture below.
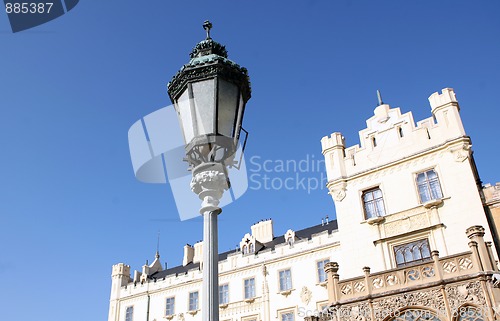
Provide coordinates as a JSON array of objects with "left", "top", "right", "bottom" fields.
[{"left": 190, "top": 20, "right": 228, "bottom": 58}]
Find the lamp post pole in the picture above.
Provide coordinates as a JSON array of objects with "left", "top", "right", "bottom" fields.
[
  {"left": 190, "top": 163, "right": 229, "bottom": 321},
  {"left": 167, "top": 21, "right": 251, "bottom": 321}
]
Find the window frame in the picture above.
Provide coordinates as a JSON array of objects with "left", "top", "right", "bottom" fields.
[
  {"left": 362, "top": 187, "right": 386, "bottom": 219},
  {"left": 244, "top": 277, "right": 256, "bottom": 299},
  {"left": 242, "top": 315, "right": 259, "bottom": 321},
  {"left": 281, "top": 312, "right": 294, "bottom": 321},
  {"left": 278, "top": 308, "right": 296, "bottom": 321},
  {"left": 125, "top": 306, "right": 134, "bottom": 321},
  {"left": 415, "top": 168, "right": 443, "bottom": 204},
  {"left": 393, "top": 238, "right": 432, "bottom": 267},
  {"left": 316, "top": 259, "right": 330, "bottom": 283},
  {"left": 278, "top": 268, "right": 293, "bottom": 292},
  {"left": 188, "top": 291, "right": 199, "bottom": 311},
  {"left": 219, "top": 283, "right": 229, "bottom": 305},
  {"left": 165, "top": 296, "right": 175, "bottom": 316}
]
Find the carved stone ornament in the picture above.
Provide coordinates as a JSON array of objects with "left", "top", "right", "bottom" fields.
[
  {"left": 331, "top": 188, "right": 346, "bottom": 202},
  {"left": 300, "top": 286, "right": 312, "bottom": 305},
  {"left": 190, "top": 163, "right": 229, "bottom": 213},
  {"left": 445, "top": 280, "right": 486, "bottom": 313},
  {"left": 372, "top": 288, "right": 446, "bottom": 321},
  {"left": 177, "top": 313, "right": 184, "bottom": 321},
  {"left": 325, "top": 302, "right": 371, "bottom": 321},
  {"left": 448, "top": 143, "right": 471, "bottom": 163}
]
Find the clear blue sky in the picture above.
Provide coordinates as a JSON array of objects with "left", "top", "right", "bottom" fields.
[{"left": 1, "top": 1, "right": 499, "bottom": 320}]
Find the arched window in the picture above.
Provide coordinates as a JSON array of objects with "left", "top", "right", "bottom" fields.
[
  {"left": 394, "top": 239, "right": 431, "bottom": 267},
  {"left": 242, "top": 245, "right": 248, "bottom": 255},
  {"left": 249, "top": 243, "right": 254, "bottom": 254}
]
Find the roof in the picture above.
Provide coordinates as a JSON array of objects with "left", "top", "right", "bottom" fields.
[{"left": 149, "top": 220, "right": 338, "bottom": 280}]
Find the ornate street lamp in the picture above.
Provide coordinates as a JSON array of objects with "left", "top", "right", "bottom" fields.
[{"left": 167, "top": 21, "right": 251, "bottom": 321}]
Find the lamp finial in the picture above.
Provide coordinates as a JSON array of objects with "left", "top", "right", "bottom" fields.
[{"left": 203, "top": 20, "right": 213, "bottom": 40}]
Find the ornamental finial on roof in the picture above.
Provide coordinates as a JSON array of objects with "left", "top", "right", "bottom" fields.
[
  {"left": 377, "top": 89, "right": 384, "bottom": 106},
  {"left": 156, "top": 230, "right": 160, "bottom": 259},
  {"left": 203, "top": 20, "right": 213, "bottom": 40}
]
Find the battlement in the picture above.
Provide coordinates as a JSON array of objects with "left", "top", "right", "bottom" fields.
[
  {"left": 321, "top": 132, "right": 345, "bottom": 153},
  {"left": 429, "top": 87, "right": 459, "bottom": 111},
  {"left": 112, "top": 263, "right": 130, "bottom": 277},
  {"left": 322, "top": 88, "right": 467, "bottom": 183}
]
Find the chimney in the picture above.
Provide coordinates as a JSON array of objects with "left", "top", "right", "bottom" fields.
[
  {"left": 183, "top": 244, "right": 194, "bottom": 266},
  {"left": 251, "top": 219, "right": 274, "bottom": 243},
  {"left": 193, "top": 241, "right": 203, "bottom": 264}
]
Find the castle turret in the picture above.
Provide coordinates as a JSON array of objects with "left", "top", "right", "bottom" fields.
[
  {"left": 428, "top": 88, "right": 465, "bottom": 138},
  {"left": 109, "top": 263, "right": 131, "bottom": 321},
  {"left": 321, "top": 132, "right": 346, "bottom": 182}
]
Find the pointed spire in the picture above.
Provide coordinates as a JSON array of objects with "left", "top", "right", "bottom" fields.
[
  {"left": 377, "top": 90, "right": 384, "bottom": 106},
  {"left": 156, "top": 230, "right": 160, "bottom": 259}
]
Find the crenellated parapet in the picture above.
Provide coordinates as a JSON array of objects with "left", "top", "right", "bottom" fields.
[{"left": 322, "top": 88, "right": 469, "bottom": 195}]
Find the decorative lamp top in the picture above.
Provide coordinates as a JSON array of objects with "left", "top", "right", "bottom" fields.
[
  {"left": 190, "top": 20, "right": 228, "bottom": 58},
  {"left": 168, "top": 21, "right": 251, "bottom": 103}
]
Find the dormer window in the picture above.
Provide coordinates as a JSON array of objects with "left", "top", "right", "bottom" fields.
[
  {"left": 240, "top": 233, "right": 259, "bottom": 255},
  {"left": 284, "top": 229, "right": 296, "bottom": 247}
]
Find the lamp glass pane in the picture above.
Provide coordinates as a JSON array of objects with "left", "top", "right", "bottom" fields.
[
  {"left": 217, "top": 79, "right": 239, "bottom": 137},
  {"left": 192, "top": 79, "right": 216, "bottom": 136},
  {"left": 176, "top": 88, "right": 194, "bottom": 143}
]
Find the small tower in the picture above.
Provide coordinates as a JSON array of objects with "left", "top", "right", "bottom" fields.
[
  {"left": 109, "top": 263, "right": 130, "bottom": 321},
  {"left": 322, "top": 133, "right": 347, "bottom": 203},
  {"left": 321, "top": 132, "right": 346, "bottom": 182},
  {"left": 428, "top": 88, "right": 466, "bottom": 138}
]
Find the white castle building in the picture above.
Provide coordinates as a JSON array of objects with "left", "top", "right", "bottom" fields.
[{"left": 109, "top": 88, "right": 499, "bottom": 321}]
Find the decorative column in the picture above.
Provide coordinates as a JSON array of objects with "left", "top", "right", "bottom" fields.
[
  {"left": 262, "top": 264, "right": 270, "bottom": 321},
  {"left": 191, "top": 163, "right": 229, "bottom": 321},
  {"left": 466, "top": 225, "right": 494, "bottom": 271},
  {"left": 324, "top": 262, "right": 340, "bottom": 304}
]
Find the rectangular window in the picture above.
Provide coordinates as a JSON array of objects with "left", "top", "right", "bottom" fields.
[
  {"left": 125, "top": 306, "right": 133, "bottom": 321},
  {"left": 244, "top": 278, "right": 255, "bottom": 299},
  {"left": 363, "top": 188, "right": 386, "bottom": 219},
  {"left": 281, "top": 312, "right": 294, "bottom": 321},
  {"left": 189, "top": 291, "right": 199, "bottom": 311},
  {"left": 219, "top": 284, "right": 229, "bottom": 305},
  {"left": 279, "top": 269, "right": 292, "bottom": 291},
  {"left": 394, "top": 239, "right": 432, "bottom": 267},
  {"left": 416, "top": 169, "right": 443, "bottom": 203},
  {"left": 166, "top": 297, "right": 175, "bottom": 316},
  {"left": 317, "top": 259, "right": 330, "bottom": 283}
]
